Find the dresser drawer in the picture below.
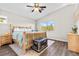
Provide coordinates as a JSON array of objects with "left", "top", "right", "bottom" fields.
[
  {"left": 0, "top": 35, "right": 12, "bottom": 46},
  {"left": 1, "top": 37, "right": 8, "bottom": 45},
  {"left": 68, "top": 33, "right": 79, "bottom": 53}
]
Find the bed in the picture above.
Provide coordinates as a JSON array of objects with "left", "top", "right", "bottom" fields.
[{"left": 10, "top": 24, "right": 47, "bottom": 51}]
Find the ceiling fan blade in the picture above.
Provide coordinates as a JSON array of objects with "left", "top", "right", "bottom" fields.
[
  {"left": 41, "top": 8, "right": 44, "bottom": 10},
  {"left": 27, "top": 5, "right": 33, "bottom": 7},
  {"left": 40, "top": 6, "right": 46, "bottom": 8},
  {"left": 32, "top": 9, "right": 34, "bottom": 12},
  {"left": 39, "top": 10, "right": 42, "bottom": 13}
]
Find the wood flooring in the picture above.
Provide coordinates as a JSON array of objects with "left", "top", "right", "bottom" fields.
[
  {"left": 40, "top": 41, "right": 79, "bottom": 56},
  {"left": 0, "top": 41, "right": 79, "bottom": 56},
  {"left": 0, "top": 45, "right": 17, "bottom": 56}
]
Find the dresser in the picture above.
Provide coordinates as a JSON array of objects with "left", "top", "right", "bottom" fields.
[
  {"left": 0, "top": 33, "right": 12, "bottom": 46},
  {"left": 68, "top": 33, "right": 79, "bottom": 53}
]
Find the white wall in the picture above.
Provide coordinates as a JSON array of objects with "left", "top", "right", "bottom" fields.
[
  {"left": 37, "top": 5, "right": 76, "bottom": 42},
  {"left": 75, "top": 5, "right": 79, "bottom": 34},
  {"left": 0, "top": 9, "right": 35, "bottom": 35}
]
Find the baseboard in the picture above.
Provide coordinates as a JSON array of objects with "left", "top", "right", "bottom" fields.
[{"left": 47, "top": 38, "right": 68, "bottom": 42}]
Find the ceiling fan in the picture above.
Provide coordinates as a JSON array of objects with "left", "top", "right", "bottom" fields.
[{"left": 27, "top": 3, "right": 46, "bottom": 13}]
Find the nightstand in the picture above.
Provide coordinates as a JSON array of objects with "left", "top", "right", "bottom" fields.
[{"left": 0, "top": 33, "right": 12, "bottom": 46}]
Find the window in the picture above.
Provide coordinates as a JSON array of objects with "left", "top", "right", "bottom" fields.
[{"left": 39, "top": 21, "right": 55, "bottom": 31}]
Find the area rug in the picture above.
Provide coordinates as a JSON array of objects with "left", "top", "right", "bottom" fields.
[{"left": 9, "top": 40, "right": 55, "bottom": 56}]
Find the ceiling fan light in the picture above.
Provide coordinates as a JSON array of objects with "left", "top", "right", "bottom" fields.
[
  {"left": 35, "top": 8, "right": 39, "bottom": 12},
  {"left": 27, "top": 3, "right": 46, "bottom": 13},
  {"left": 33, "top": 7, "right": 39, "bottom": 12}
]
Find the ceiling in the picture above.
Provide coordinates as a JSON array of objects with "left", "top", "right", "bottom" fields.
[{"left": 0, "top": 3, "right": 71, "bottom": 20}]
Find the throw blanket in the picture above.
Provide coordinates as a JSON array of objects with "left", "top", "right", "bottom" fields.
[{"left": 12, "top": 31, "right": 28, "bottom": 48}]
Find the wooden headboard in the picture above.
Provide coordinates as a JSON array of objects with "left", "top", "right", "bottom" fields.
[{"left": 10, "top": 24, "right": 32, "bottom": 33}]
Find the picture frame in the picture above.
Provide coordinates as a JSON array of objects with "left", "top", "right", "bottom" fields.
[{"left": 0, "top": 16, "right": 7, "bottom": 24}]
